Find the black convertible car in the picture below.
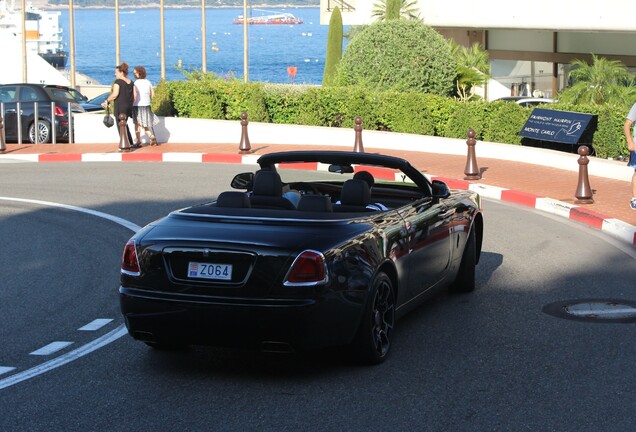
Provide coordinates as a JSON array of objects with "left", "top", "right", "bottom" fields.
[{"left": 120, "top": 151, "right": 483, "bottom": 364}]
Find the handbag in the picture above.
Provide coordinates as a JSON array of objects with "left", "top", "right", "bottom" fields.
[
  {"left": 628, "top": 150, "right": 636, "bottom": 168},
  {"left": 103, "top": 105, "right": 114, "bottom": 128}
]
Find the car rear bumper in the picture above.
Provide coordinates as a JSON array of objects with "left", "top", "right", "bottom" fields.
[{"left": 119, "top": 286, "right": 366, "bottom": 351}]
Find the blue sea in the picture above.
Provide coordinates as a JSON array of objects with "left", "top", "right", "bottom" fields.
[{"left": 57, "top": 7, "right": 344, "bottom": 86}]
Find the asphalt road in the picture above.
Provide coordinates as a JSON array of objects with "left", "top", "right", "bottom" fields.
[{"left": 0, "top": 162, "right": 635, "bottom": 432}]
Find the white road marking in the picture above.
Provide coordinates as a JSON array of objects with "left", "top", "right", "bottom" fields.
[
  {"left": 30, "top": 342, "right": 74, "bottom": 356},
  {"left": 0, "top": 367, "right": 16, "bottom": 376},
  {"left": 0, "top": 196, "right": 141, "bottom": 233},
  {"left": 566, "top": 303, "right": 636, "bottom": 319},
  {"left": 78, "top": 318, "right": 114, "bottom": 331},
  {"left": 0, "top": 197, "right": 141, "bottom": 390},
  {"left": 0, "top": 325, "right": 127, "bottom": 390}
]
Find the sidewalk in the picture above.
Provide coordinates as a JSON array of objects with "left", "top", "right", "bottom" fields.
[{"left": 1, "top": 139, "right": 635, "bottom": 247}]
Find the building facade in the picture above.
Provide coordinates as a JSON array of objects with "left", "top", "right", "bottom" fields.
[{"left": 321, "top": 0, "right": 636, "bottom": 100}]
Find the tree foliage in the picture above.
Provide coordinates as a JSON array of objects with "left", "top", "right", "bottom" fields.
[
  {"left": 450, "top": 41, "right": 490, "bottom": 101},
  {"left": 322, "top": 7, "right": 343, "bottom": 87},
  {"left": 335, "top": 20, "right": 456, "bottom": 95},
  {"left": 558, "top": 54, "right": 636, "bottom": 105},
  {"left": 371, "top": 0, "right": 420, "bottom": 21}
]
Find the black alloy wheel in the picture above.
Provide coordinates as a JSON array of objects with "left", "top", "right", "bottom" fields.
[{"left": 352, "top": 272, "right": 395, "bottom": 365}]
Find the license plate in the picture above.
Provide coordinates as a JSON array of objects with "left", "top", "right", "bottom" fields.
[{"left": 188, "top": 262, "right": 232, "bottom": 281}]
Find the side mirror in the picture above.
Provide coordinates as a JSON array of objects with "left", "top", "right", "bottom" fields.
[
  {"left": 431, "top": 180, "right": 450, "bottom": 199},
  {"left": 231, "top": 172, "right": 254, "bottom": 190}
]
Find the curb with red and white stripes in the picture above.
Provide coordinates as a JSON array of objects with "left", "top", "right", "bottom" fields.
[{"left": 2, "top": 151, "right": 635, "bottom": 247}]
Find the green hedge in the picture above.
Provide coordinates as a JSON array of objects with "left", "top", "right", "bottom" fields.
[{"left": 152, "top": 78, "right": 632, "bottom": 159}]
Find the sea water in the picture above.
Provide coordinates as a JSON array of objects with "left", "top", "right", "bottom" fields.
[{"left": 58, "top": 7, "right": 344, "bottom": 86}]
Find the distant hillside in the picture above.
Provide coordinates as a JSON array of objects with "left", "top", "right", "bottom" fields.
[{"left": 47, "top": 0, "right": 319, "bottom": 7}]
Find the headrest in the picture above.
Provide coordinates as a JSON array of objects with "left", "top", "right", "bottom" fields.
[
  {"left": 252, "top": 170, "right": 283, "bottom": 197},
  {"left": 216, "top": 191, "right": 251, "bottom": 208},
  {"left": 297, "top": 195, "right": 333, "bottom": 212},
  {"left": 340, "top": 179, "right": 371, "bottom": 206}
]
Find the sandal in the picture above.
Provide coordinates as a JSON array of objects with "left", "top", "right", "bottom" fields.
[{"left": 150, "top": 136, "right": 158, "bottom": 146}]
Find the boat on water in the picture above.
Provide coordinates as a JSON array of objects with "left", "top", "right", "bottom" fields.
[
  {"left": 0, "top": 0, "right": 67, "bottom": 69},
  {"left": 233, "top": 12, "right": 303, "bottom": 25}
]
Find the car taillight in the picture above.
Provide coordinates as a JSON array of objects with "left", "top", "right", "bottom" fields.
[
  {"left": 54, "top": 106, "right": 65, "bottom": 117},
  {"left": 121, "top": 240, "right": 141, "bottom": 276},
  {"left": 284, "top": 250, "right": 328, "bottom": 286}
]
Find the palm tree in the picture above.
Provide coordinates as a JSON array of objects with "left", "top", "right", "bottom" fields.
[
  {"left": 450, "top": 41, "right": 490, "bottom": 101},
  {"left": 372, "top": 0, "right": 421, "bottom": 21},
  {"left": 559, "top": 54, "right": 636, "bottom": 105}
]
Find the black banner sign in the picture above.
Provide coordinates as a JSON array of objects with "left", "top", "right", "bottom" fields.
[{"left": 519, "top": 108, "right": 597, "bottom": 145}]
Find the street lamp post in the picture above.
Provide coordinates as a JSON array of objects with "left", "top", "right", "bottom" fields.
[
  {"left": 201, "top": 0, "right": 207, "bottom": 73},
  {"left": 115, "top": 0, "right": 121, "bottom": 65},
  {"left": 68, "top": 0, "right": 76, "bottom": 88},
  {"left": 160, "top": 0, "right": 166, "bottom": 80},
  {"left": 21, "top": 0, "right": 27, "bottom": 82},
  {"left": 243, "top": 0, "right": 248, "bottom": 82}
]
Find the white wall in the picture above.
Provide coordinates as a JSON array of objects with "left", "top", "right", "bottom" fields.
[{"left": 323, "top": 0, "right": 636, "bottom": 32}]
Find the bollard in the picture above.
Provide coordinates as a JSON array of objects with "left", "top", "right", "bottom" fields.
[
  {"left": 118, "top": 113, "right": 131, "bottom": 152},
  {"left": 574, "top": 145, "right": 594, "bottom": 204},
  {"left": 353, "top": 117, "right": 364, "bottom": 153},
  {"left": 464, "top": 129, "right": 480, "bottom": 180},
  {"left": 0, "top": 114, "right": 6, "bottom": 153},
  {"left": 238, "top": 112, "right": 252, "bottom": 154}
]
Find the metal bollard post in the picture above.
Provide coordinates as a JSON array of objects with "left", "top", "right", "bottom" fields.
[
  {"left": 464, "top": 128, "right": 480, "bottom": 180},
  {"left": 238, "top": 112, "right": 252, "bottom": 154},
  {"left": 51, "top": 101, "right": 57, "bottom": 144},
  {"left": 33, "top": 102, "right": 39, "bottom": 144},
  {"left": 353, "top": 117, "right": 364, "bottom": 153},
  {"left": 574, "top": 145, "right": 594, "bottom": 204},
  {"left": 118, "top": 113, "right": 131, "bottom": 152},
  {"left": 0, "top": 112, "right": 6, "bottom": 153},
  {"left": 16, "top": 102, "right": 22, "bottom": 144}
]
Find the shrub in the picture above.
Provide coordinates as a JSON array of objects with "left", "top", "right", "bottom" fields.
[
  {"left": 262, "top": 84, "right": 307, "bottom": 124},
  {"left": 482, "top": 102, "right": 529, "bottom": 145},
  {"left": 152, "top": 80, "right": 177, "bottom": 117},
  {"left": 155, "top": 76, "right": 628, "bottom": 157},
  {"left": 168, "top": 75, "right": 226, "bottom": 119},
  {"left": 551, "top": 101, "right": 629, "bottom": 159},
  {"left": 442, "top": 101, "right": 491, "bottom": 139},
  {"left": 335, "top": 20, "right": 457, "bottom": 95},
  {"left": 223, "top": 81, "right": 269, "bottom": 122},
  {"left": 375, "top": 91, "right": 436, "bottom": 135}
]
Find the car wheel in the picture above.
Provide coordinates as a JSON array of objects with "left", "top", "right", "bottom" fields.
[
  {"left": 449, "top": 228, "right": 476, "bottom": 293},
  {"left": 351, "top": 272, "right": 395, "bottom": 365},
  {"left": 28, "top": 120, "right": 51, "bottom": 144}
]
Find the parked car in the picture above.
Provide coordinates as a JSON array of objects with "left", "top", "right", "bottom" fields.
[
  {"left": 80, "top": 92, "right": 109, "bottom": 112},
  {"left": 0, "top": 83, "right": 85, "bottom": 143},
  {"left": 67, "top": 87, "right": 89, "bottom": 104},
  {"left": 119, "top": 151, "right": 484, "bottom": 364},
  {"left": 494, "top": 96, "right": 555, "bottom": 108}
]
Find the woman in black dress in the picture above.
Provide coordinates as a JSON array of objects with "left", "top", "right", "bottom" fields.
[{"left": 103, "top": 62, "right": 135, "bottom": 149}]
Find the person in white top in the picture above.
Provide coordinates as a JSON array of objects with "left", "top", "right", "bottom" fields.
[{"left": 132, "top": 66, "right": 158, "bottom": 147}]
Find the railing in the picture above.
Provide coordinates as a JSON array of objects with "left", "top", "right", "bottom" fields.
[
  {"left": 0, "top": 101, "right": 75, "bottom": 145},
  {"left": 327, "top": 0, "right": 355, "bottom": 12}
]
